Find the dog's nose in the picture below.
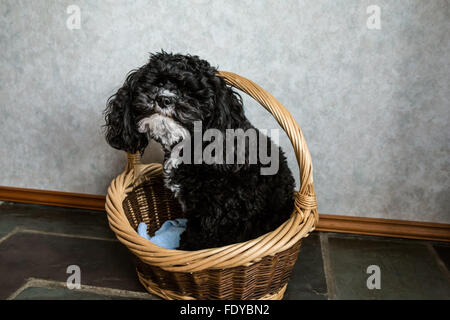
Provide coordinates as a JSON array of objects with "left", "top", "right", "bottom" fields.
[{"left": 156, "top": 96, "right": 173, "bottom": 109}]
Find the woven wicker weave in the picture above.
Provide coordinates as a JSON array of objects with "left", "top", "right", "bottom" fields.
[{"left": 105, "top": 71, "right": 318, "bottom": 300}]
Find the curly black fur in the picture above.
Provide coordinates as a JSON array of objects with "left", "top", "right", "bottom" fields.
[{"left": 104, "top": 52, "right": 295, "bottom": 250}]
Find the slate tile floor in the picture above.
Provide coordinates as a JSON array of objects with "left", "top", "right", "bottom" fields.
[{"left": 0, "top": 201, "right": 449, "bottom": 300}]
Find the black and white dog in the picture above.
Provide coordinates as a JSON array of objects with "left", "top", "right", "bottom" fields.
[{"left": 104, "top": 52, "right": 295, "bottom": 250}]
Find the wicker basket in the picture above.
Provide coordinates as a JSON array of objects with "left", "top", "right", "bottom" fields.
[{"left": 105, "top": 71, "right": 318, "bottom": 300}]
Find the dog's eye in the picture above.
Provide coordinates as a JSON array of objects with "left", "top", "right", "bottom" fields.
[{"left": 162, "top": 97, "right": 171, "bottom": 107}]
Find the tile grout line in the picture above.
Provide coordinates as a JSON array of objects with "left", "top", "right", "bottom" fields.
[
  {"left": 17, "top": 228, "right": 118, "bottom": 242},
  {"left": 322, "top": 231, "right": 450, "bottom": 246},
  {"left": 7, "top": 278, "right": 157, "bottom": 300},
  {"left": 320, "top": 232, "right": 337, "bottom": 300},
  {"left": 426, "top": 243, "right": 450, "bottom": 283},
  {"left": 0, "top": 227, "right": 20, "bottom": 245},
  {"left": 6, "top": 278, "right": 34, "bottom": 300}
]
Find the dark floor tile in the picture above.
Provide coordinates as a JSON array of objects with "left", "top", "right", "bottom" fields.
[
  {"left": 0, "top": 202, "right": 114, "bottom": 239},
  {"left": 433, "top": 245, "right": 450, "bottom": 270},
  {"left": 327, "top": 235, "right": 450, "bottom": 299},
  {"left": 13, "top": 286, "right": 147, "bottom": 300},
  {"left": 284, "top": 232, "right": 327, "bottom": 300},
  {"left": 0, "top": 232, "right": 145, "bottom": 299}
]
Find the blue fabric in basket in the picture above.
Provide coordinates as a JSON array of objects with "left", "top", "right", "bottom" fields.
[{"left": 137, "top": 219, "right": 187, "bottom": 250}]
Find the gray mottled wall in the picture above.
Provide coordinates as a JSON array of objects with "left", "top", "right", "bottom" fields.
[{"left": 1, "top": 0, "right": 449, "bottom": 223}]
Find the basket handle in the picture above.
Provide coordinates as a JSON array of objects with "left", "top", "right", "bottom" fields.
[
  {"left": 125, "top": 152, "right": 141, "bottom": 172},
  {"left": 125, "top": 71, "right": 317, "bottom": 212}
]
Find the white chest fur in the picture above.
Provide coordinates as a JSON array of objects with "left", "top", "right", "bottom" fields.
[{"left": 138, "top": 113, "right": 188, "bottom": 208}]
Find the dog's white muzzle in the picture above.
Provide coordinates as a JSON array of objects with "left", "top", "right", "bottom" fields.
[{"left": 138, "top": 114, "right": 189, "bottom": 147}]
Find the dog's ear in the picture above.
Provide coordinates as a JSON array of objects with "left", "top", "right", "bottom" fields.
[
  {"left": 206, "top": 75, "right": 246, "bottom": 131},
  {"left": 204, "top": 75, "right": 253, "bottom": 172},
  {"left": 103, "top": 70, "right": 148, "bottom": 154}
]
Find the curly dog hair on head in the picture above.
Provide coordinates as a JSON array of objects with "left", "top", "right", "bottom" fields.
[{"left": 104, "top": 51, "right": 295, "bottom": 250}]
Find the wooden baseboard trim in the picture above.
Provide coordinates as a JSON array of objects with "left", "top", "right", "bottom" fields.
[
  {"left": 1, "top": 186, "right": 449, "bottom": 242},
  {"left": 316, "top": 214, "right": 450, "bottom": 242},
  {"left": 0, "top": 186, "right": 106, "bottom": 211}
]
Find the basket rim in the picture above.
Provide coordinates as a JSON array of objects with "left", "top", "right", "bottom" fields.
[{"left": 105, "top": 71, "right": 318, "bottom": 272}]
